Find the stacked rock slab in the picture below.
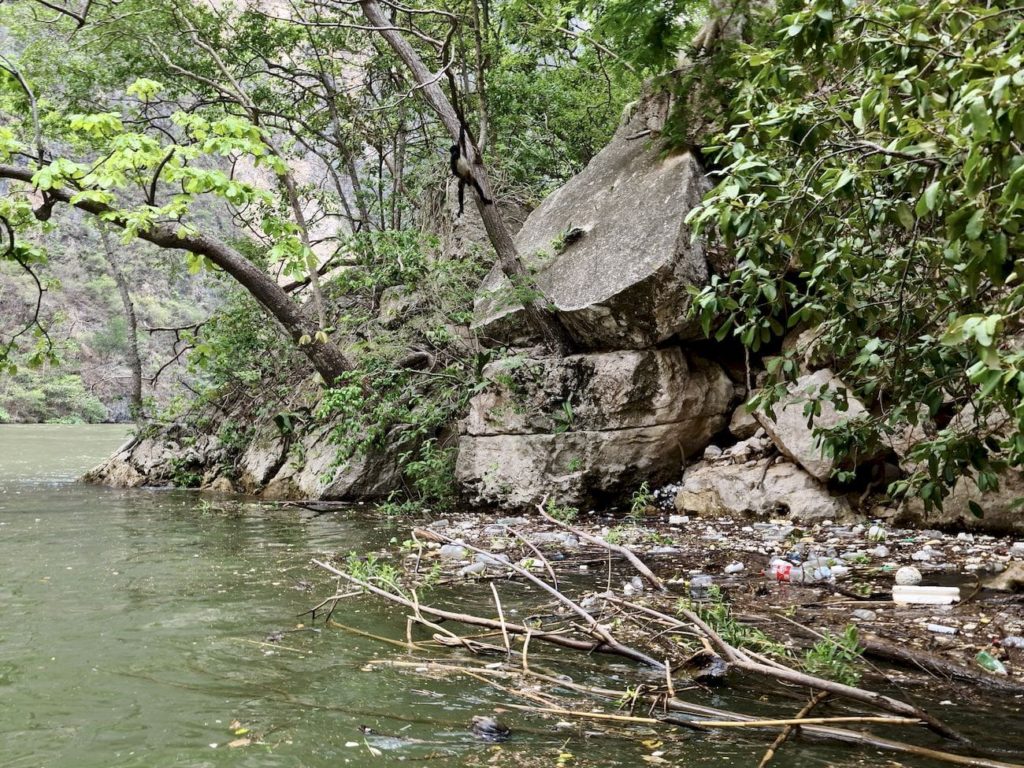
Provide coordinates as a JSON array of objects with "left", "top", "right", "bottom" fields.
[
  {"left": 471, "top": 90, "right": 711, "bottom": 350},
  {"left": 456, "top": 349, "right": 732, "bottom": 508}
]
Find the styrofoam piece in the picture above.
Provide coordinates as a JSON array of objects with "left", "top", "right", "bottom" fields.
[{"left": 892, "top": 585, "right": 961, "bottom": 605}]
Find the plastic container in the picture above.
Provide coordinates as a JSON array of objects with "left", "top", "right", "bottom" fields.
[{"left": 690, "top": 574, "right": 714, "bottom": 600}]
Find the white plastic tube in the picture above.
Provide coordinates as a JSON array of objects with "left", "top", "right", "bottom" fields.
[{"left": 892, "top": 585, "right": 961, "bottom": 605}]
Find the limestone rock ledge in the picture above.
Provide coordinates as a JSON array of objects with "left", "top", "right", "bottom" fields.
[
  {"left": 84, "top": 406, "right": 399, "bottom": 501},
  {"left": 456, "top": 348, "right": 732, "bottom": 508}
]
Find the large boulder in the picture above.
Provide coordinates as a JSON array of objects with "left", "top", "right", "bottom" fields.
[
  {"left": 471, "top": 91, "right": 711, "bottom": 350},
  {"left": 756, "top": 369, "right": 869, "bottom": 482},
  {"left": 675, "top": 457, "right": 853, "bottom": 524},
  {"left": 86, "top": 404, "right": 401, "bottom": 502},
  {"left": 456, "top": 348, "right": 732, "bottom": 508}
]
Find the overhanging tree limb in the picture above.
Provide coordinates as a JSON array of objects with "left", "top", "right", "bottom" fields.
[
  {"left": 357, "top": 0, "right": 573, "bottom": 355},
  {"left": 0, "top": 163, "right": 353, "bottom": 384}
]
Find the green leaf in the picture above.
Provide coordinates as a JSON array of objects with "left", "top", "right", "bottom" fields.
[
  {"left": 965, "top": 208, "right": 985, "bottom": 241},
  {"left": 895, "top": 202, "right": 915, "bottom": 229}
]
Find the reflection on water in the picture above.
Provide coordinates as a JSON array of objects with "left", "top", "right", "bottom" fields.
[{"left": 0, "top": 426, "right": 1011, "bottom": 767}]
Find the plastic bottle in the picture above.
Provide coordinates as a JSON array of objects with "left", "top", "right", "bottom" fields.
[
  {"left": 690, "top": 574, "right": 714, "bottom": 600},
  {"left": 976, "top": 650, "right": 1008, "bottom": 676}
]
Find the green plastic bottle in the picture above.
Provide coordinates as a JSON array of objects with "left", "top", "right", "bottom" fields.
[{"left": 976, "top": 650, "right": 1008, "bottom": 676}]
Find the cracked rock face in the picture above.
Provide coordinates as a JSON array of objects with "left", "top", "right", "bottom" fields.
[
  {"left": 261, "top": 426, "right": 399, "bottom": 501},
  {"left": 902, "top": 469, "right": 1024, "bottom": 534},
  {"left": 85, "top": 410, "right": 400, "bottom": 502},
  {"left": 456, "top": 348, "right": 732, "bottom": 508},
  {"left": 471, "top": 92, "right": 711, "bottom": 350}
]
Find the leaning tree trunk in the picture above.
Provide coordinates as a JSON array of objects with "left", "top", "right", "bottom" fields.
[
  {"left": 358, "top": 0, "right": 573, "bottom": 356},
  {"left": 96, "top": 224, "right": 143, "bottom": 421},
  {"left": 0, "top": 165, "right": 353, "bottom": 385}
]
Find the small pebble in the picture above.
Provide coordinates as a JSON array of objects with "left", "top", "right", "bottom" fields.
[
  {"left": 852, "top": 609, "right": 877, "bottom": 621},
  {"left": 871, "top": 545, "right": 890, "bottom": 558}
]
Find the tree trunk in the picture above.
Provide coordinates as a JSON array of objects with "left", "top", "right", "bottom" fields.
[
  {"left": 358, "top": 0, "right": 573, "bottom": 356},
  {"left": 96, "top": 224, "right": 143, "bottom": 421},
  {"left": 0, "top": 164, "right": 353, "bottom": 384}
]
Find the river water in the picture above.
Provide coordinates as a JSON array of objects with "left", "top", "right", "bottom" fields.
[{"left": 0, "top": 425, "right": 1013, "bottom": 767}]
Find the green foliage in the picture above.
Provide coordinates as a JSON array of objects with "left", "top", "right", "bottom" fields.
[
  {"left": 487, "top": 56, "right": 635, "bottom": 197},
  {"left": 685, "top": 0, "right": 1024, "bottom": 509},
  {"left": 333, "top": 230, "right": 432, "bottom": 294},
  {"left": 544, "top": 497, "right": 579, "bottom": 523},
  {"left": 680, "top": 591, "right": 785, "bottom": 657},
  {"left": 345, "top": 551, "right": 404, "bottom": 595},
  {"left": 377, "top": 493, "right": 422, "bottom": 517},
  {"left": 168, "top": 457, "right": 202, "bottom": 489},
  {"left": 315, "top": 243, "right": 490, "bottom": 511},
  {"left": 552, "top": 399, "right": 575, "bottom": 434},
  {"left": 628, "top": 481, "right": 653, "bottom": 522},
  {"left": 189, "top": 286, "right": 298, "bottom": 392},
  {"left": 583, "top": 0, "right": 694, "bottom": 75},
  {"left": 803, "top": 625, "right": 863, "bottom": 686},
  {"left": 89, "top": 317, "right": 129, "bottom": 358},
  {"left": 401, "top": 439, "right": 458, "bottom": 511},
  {"left": 0, "top": 371, "right": 107, "bottom": 423}
]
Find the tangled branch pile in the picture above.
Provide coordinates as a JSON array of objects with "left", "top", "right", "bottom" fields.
[{"left": 309, "top": 505, "right": 1024, "bottom": 768}]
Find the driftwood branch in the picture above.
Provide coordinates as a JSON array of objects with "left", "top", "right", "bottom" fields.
[
  {"left": 758, "top": 691, "right": 829, "bottom": 768},
  {"left": 536, "top": 501, "right": 666, "bottom": 591},
  {"left": 608, "top": 596, "right": 963, "bottom": 742},
  {"left": 311, "top": 559, "right": 661, "bottom": 667}
]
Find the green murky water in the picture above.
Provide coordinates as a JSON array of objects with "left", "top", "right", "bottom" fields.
[{"left": 0, "top": 425, "right": 1018, "bottom": 768}]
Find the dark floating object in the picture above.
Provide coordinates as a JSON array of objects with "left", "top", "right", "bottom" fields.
[
  {"left": 265, "top": 630, "right": 285, "bottom": 643},
  {"left": 471, "top": 715, "right": 511, "bottom": 742},
  {"left": 680, "top": 650, "right": 729, "bottom": 685}
]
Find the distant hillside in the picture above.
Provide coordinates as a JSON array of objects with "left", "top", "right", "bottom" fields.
[{"left": 0, "top": 204, "right": 226, "bottom": 423}]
